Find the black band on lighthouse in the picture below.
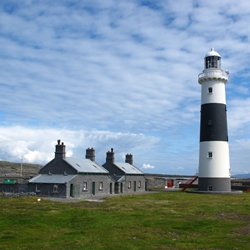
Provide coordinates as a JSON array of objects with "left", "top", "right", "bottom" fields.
[{"left": 200, "top": 103, "right": 228, "bottom": 142}]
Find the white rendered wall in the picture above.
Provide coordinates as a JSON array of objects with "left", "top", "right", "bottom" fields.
[
  {"left": 201, "top": 81, "right": 226, "bottom": 105},
  {"left": 199, "top": 141, "right": 230, "bottom": 178}
]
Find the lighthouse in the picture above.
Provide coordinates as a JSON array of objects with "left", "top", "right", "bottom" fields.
[{"left": 198, "top": 48, "right": 231, "bottom": 192}]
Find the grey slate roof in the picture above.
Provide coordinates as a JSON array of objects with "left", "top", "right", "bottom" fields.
[
  {"left": 114, "top": 162, "right": 144, "bottom": 174},
  {"left": 64, "top": 157, "right": 109, "bottom": 174},
  {"left": 29, "top": 174, "right": 77, "bottom": 183}
]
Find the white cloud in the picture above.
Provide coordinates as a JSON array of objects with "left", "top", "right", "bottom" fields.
[
  {"left": 0, "top": 126, "right": 160, "bottom": 165},
  {"left": 142, "top": 163, "right": 155, "bottom": 169}
]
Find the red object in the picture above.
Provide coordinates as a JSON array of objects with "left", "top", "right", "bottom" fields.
[{"left": 167, "top": 181, "right": 173, "bottom": 188}]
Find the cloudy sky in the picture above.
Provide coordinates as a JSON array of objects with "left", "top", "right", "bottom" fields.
[{"left": 0, "top": 0, "right": 250, "bottom": 175}]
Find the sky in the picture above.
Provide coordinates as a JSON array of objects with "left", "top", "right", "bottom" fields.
[{"left": 0, "top": 0, "right": 250, "bottom": 175}]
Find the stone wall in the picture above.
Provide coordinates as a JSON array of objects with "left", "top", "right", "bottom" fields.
[
  {"left": 0, "top": 192, "right": 36, "bottom": 198},
  {"left": 0, "top": 183, "right": 30, "bottom": 193}
]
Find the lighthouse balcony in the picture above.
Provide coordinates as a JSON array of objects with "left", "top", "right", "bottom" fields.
[{"left": 198, "top": 70, "right": 228, "bottom": 84}]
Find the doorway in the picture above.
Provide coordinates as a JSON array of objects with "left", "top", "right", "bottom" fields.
[
  {"left": 109, "top": 183, "right": 112, "bottom": 194},
  {"left": 70, "top": 184, "right": 74, "bottom": 197},
  {"left": 92, "top": 182, "right": 95, "bottom": 195},
  {"left": 115, "top": 183, "right": 119, "bottom": 194}
]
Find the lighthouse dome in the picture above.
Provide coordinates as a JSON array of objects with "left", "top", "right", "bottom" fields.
[{"left": 205, "top": 48, "right": 221, "bottom": 58}]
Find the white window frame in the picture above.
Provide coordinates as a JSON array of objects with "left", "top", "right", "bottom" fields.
[
  {"left": 35, "top": 184, "right": 40, "bottom": 192},
  {"left": 128, "top": 181, "right": 131, "bottom": 189},
  {"left": 83, "top": 182, "right": 88, "bottom": 191},
  {"left": 53, "top": 184, "right": 58, "bottom": 193},
  {"left": 99, "top": 182, "right": 103, "bottom": 190}
]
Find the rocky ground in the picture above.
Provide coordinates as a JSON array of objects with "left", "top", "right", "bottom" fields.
[{"left": 0, "top": 160, "right": 41, "bottom": 178}]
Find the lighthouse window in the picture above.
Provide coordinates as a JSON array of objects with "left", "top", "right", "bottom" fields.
[
  {"left": 208, "top": 87, "right": 213, "bottom": 93},
  {"left": 208, "top": 152, "right": 213, "bottom": 158},
  {"left": 205, "top": 56, "right": 221, "bottom": 69}
]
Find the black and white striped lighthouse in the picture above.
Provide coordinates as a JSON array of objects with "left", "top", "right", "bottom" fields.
[{"left": 198, "top": 48, "right": 231, "bottom": 192}]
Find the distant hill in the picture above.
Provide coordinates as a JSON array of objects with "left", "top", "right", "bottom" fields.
[
  {"left": 0, "top": 161, "right": 42, "bottom": 178},
  {"left": 232, "top": 174, "right": 250, "bottom": 178}
]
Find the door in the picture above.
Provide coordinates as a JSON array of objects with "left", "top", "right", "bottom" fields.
[
  {"left": 134, "top": 181, "right": 136, "bottom": 192},
  {"left": 70, "top": 184, "right": 74, "bottom": 197},
  {"left": 109, "top": 183, "right": 112, "bottom": 194},
  {"left": 92, "top": 182, "right": 95, "bottom": 195},
  {"left": 120, "top": 183, "right": 123, "bottom": 193},
  {"left": 114, "top": 183, "right": 119, "bottom": 194}
]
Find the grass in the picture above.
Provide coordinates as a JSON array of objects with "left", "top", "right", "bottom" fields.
[{"left": 0, "top": 191, "right": 250, "bottom": 249}]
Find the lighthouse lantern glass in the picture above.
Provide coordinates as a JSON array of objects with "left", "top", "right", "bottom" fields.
[{"left": 205, "top": 56, "right": 221, "bottom": 69}]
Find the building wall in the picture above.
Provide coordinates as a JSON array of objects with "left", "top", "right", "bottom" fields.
[
  {"left": 118, "top": 175, "right": 147, "bottom": 193},
  {"left": 28, "top": 182, "right": 68, "bottom": 198},
  {"left": 28, "top": 174, "right": 114, "bottom": 198},
  {"left": 68, "top": 174, "right": 113, "bottom": 198}
]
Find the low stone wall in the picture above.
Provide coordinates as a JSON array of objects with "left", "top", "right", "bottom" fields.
[
  {"left": 0, "top": 183, "right": 29, "bottom": 193},
  {"left": 0, "top": 192, "right": 36, "bottom": 198}
]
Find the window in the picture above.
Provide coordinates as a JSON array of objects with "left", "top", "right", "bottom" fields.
[
  {"left": 208, "top": 152, "right": 213, "bottom": 158},
  {"left": 53, "top": 185, "right": 58, "bottom": 193},
  {"left": 99, "top": 182, "right": 103, "bottom": 190},
  {"left": 138, "top": 181, "right": 141, "bottom": 188},
  {"left": 208, "top": 87, "right": 213, "bottom": 94},
  {"left": 83, "top": 182, "right": 88, "bottom": 191},
  {"left": 35, "top": 184, "right": 40, "bottom": 192},
  {"left": 208, "top": 185, "right": 213, "bottom": 191},
  {"left": 128, "top": 181, "right": 131, "bottom": 189},
  {"left": 208, "top": 120, "right": 213, "bottom": 126}
]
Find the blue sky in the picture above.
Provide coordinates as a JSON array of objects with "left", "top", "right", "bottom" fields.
[{"left": 0, "top": 0, "right": 250, "bottom": 175}]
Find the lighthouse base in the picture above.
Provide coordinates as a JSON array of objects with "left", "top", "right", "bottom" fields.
[{"left": 198, "top": 177, "right": 231, "bottom": 192}]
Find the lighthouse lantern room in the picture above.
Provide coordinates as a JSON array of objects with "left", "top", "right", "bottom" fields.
[{"left": 198, "top": 48, "right": 231, "bottom": 192}]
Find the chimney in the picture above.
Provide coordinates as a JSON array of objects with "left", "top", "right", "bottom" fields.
[
  {"left": 86, "top": 148, "right": 95, "bottom": 161},
  {"left": 106, "top": 148, "right": 114, "bottom": 164},
  {"left": 125, "top": 153, "right": 133, "bottom": 165},
  {"left": 55, "top": 139, "right": 66, "bottom": 159}
]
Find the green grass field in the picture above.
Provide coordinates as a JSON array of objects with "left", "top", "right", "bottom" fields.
[{"left": 0, "top": 191, "right": 249, "bottom": 250}]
